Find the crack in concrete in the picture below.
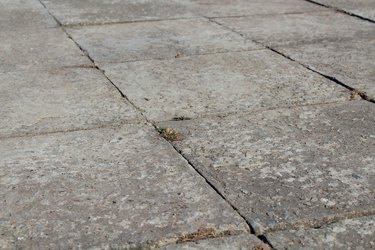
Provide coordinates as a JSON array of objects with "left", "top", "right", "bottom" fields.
[{"left": 303, "top": 0, "right": 375, "bottom": 24}]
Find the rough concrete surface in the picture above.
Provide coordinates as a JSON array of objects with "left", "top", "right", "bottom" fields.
[
  {"left": 0, "top": 68, "right": 140, "bottom": 138},
  {"left": 40, "top": 0, "right": 197, "bottom": 25},
  {"left": 277, "top": 39, "right": 375, "bottom": 101},
  {"left": 175, "top": 0, "right": 323, "bottom": 18},
  {"left": 312, "top": 0, "right": 375, "bottom": 21},
  {"left": 266, "top": 215, "right": 375, "bottom": 249},
  {"left": 215, "top": 11, "right": 375, "bottom": 47},
  {"left": 1, "top": 0, "right": 375, "bottom": 248},
  {"left": 158, "top": 101, "right": 375, "bottom": 234},
  {"left": 0, "top": 0, "right": 57, "bottom": 31},
  {"left": 0, "top": 28, "right": 91, "bottom": 74},
  {"left": 101, "top": 50, "right": 349, "bottom": 122},
  {"left": 0, "top": 123, "right": 248, "bottom": 249},
  {"left": 159, "top": 234, "right": 268, "bottom": 250},
  {"left": 66, "top": 18, "right": 260, "bottom": 63}
]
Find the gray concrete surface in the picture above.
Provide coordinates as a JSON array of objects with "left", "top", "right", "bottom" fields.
[
  {"left": 40, "top": 0, "right": 197, "bottom": 25},
  {"left": 0, "top": 124, "right": 248, "bottom": 249},
  {"left": 0, "top": 28, "right": 91, "bottom": 74},
  {"left": 101, "top": 50, "right": 349, "bottom": 121},
  {"left": 312, "top": 0, "right": 375, "bottom": 21},
  {"left": 159, "top": 234, "right": 268, "bottom": 250},
  {"left": 215, "top": 11, "right": 375, "bottom": 47},
  {"left": 0, "top": 68, "right": 140, "bottom": 138},
  {"left": 278, "top": 39, "right": 375, "bottom": 101},
  {"left": 175, "top": 0, "right": 323, "bottom": 18},
  {"left": 1, "top": 0, "right": 374, "bottom": 248},
  {"left": 0, "top": 0, "right": 57, "bottom": 31},
  {"left": 66, "top": 18, "right": 260, "bottom": 63},
  {"left": 158, "top": 101, "right": 375, "bottom": 235},
  {"left": 266, "top": 215, "right": 375, "bottom": 249}
]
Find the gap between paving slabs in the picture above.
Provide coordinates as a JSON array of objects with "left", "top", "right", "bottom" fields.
[
  {"left": 207, "top": 16, "right": 375, "bottom": 104},
  {"left": 303, "top": 0, "right": 375, "bottom": 23},
  {"left": 35, "top": 0, "right": 272, "bottom": 247}
]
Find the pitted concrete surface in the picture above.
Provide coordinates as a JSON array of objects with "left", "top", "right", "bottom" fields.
[
  {"left": 66, "top": 19, "right": 260, "bottom": 63},
  {"left": 266, "top": 215, "right": 375, "bottom": 249},
  {"left": 158, "top": 101, "right": 375, "bottom": 234},
  {"left": 0, "top": 68, "right": 140, "bottom": 138},
  {"left": 0, "top": 0, "right": 374, "bottom": 249},
  {"left": 101, "top": 50, "right": 349, "bottom": 122},
  {"left": 0, "top": 124, "right": 248, "bottom": 249}
]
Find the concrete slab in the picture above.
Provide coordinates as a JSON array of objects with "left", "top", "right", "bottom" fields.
[
  {"left": 0, "top": 28, "right": 91, "bottom": 73},
  {"left": 101, "top": 50, "right": 350, "bottom": 122},
  {"left": 157, "top": 101, "right": 375, "bottom": 234},
  {"left": 0, "top": 124, "right": 249, "bottom": 249},
  {"left": 40, "top": 0, "right": 197, "bottom": 26},
  {"left": 0, "top": 68, "right": 140, "bottom": 138},
  {"left": 159, "top": 234, "right": 268, "bottom": 250},
  {"left": 66, "top": 18, "right": 260, "bottom": 63},
  {"left": 278, "top": 39, "right": 375, "bottom": 101},
  {"left": 215, "top": 11, "right": 375, "bottom": 47},
  {"left": 176, "top": 0, "right": 323, "bottom": 18},
  {"left": 266, "top": 215, "right": 375, "bottom": 249},
  {"left": 312, "top": 0, "right": 375, "bottom": 21},
  {"left": 0, "top": 0, "right": 57, "bottom": 31}
]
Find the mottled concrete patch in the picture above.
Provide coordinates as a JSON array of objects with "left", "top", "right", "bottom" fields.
[
  {"left": 266, "top": 215, "right": 375, "bottom": 249},
  {"left": 157, "top": 101, "right": 375, "bottom": 234},
  {"left": 0, "top": 0, "right": 57, "bottom": 31},
  {"left": 0, "top": 68, "right": 140, "bottom": 138},
  {"left": 176, "top": 0, "right": 323, "bottom": 18},
  {"left": 215, "top": 11, "right": 375, "bottom": 47},
  {"left": 40, "top": 0, "right": 197, "bottom": 25},
  {"left": 0, "top": 124, "right": 248, "bottom": 249},
  {"left": 66, "top": 18, "right": 260, "bottom": 63},
  {"left": 159, "top": 234, "right": 268, "bottom": 250},
  {"left": 312, "top": 0, "right": 375, "bottom": 21},
  {"left": 0, "top": 28, "right": 91, "bottom": 73},
  {"left": 101, "top": 50, "right": 349, "bottom": 122},
  {"left": 277, "top": 39, "right": 375, "bottom": 101}
]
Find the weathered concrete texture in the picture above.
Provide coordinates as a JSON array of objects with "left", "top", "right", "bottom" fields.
[
  {"left": 0, "top": 124, "right": 249, "bottom": 249},
  {"left": 0, "top": 68, "right": 140, "bottom": 138},
  {"left": 101, "top": 50, "right": 349, "bottom": 122},
  {"left": 66, "top": 18, "right": 260, "bottom": 63},
  {"left": 0, "top": 0, "right": 57, "bottom": 31},
  {"left": 40, "top": 0, "right": 197, "bottom": 26},
  {"left": 159, "top": 234, "right": 268, "bottom": 250},
  {"left": 176, "top": 0, "right": 323, "bottom": 18},
  {"left": 215, "top": 11, "right": 375, "bottom": 47},
  {"left": 266, "top": 215, "right": 375, "bottom": 249},
  {"left": 312, "top": 0, "right": 375, "bottom": 21},
  {"left": 0, "top": 28, "right": 91, "bottom": 73},
  {"left": 278, "top": 39, "right": 375, "bottom": 101},
  {"left": 157, "top": 101, "right": 375, "bottom": 235}
]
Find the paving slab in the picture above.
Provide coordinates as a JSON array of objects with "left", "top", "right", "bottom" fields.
[
  {"left": 101, "top": 50, "right": 349, "bottom": 122},
  {"left": 0, "top": 68, "right": 140, "bottom": 138},
  {"left": 0, "top": 28, "right": 91, "bottom": 73},
  {"left": 266, "top": 215, "right": 375, "bottom": 249},
  {"left": 66, "top": 18, "right": 260, "bottom": 63},
  {"left": 40, "top": 0, "right": 197, "bottom": 26},
  {"left": 215, "top": 11, "right": 375, "bottom": 47},
  {"left": 175, "top": 0, "right": 323, "bottom": 18},
  {"left": 159, "top": 234, "right": 268, "bottom": 250},
  {"left": 312, "top": 0, "right": 375, "bottom": 21},
  {"left": 278, "top": 39, "right": 375, "bottom": 101},
  {"left": 157, "top": 101, "right": 375, "bottom": 235},
  {"left": 0, "top": 0, "right": 57, "bottom": 31},
  {"left": 0, "top": 123, "right": 248, "bottom": 249}
]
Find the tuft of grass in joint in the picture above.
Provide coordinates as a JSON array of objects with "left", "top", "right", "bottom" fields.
[{"left": 159, "top": 127, "right": 183, "bottom": 142}]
